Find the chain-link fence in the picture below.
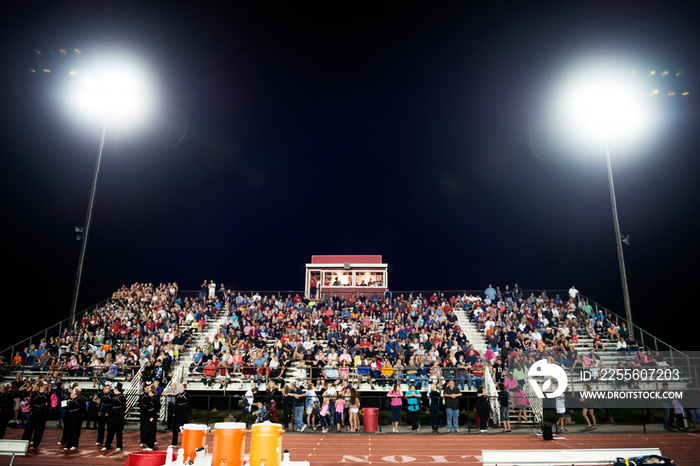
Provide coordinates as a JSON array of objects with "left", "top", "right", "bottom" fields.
[{"left": 148, "top": 392, "right": 679, "bottom": 435}]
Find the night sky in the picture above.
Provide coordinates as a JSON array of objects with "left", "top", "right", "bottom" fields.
[{"left": 2, "top": 1, "right": 698, "bottom": 350}]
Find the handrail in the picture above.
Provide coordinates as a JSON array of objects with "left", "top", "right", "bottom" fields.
[
  {"left": 124, "top": 364, "right": 144, "bottom": 416},
  {"left": 0, "top": 298, "right": 109, "bottom": 361},
  {"left": 484, "top": 364, "right": 500, "bottom": 425},
  {"left": 581, "top": 294, "right": 689, "bottom": 357},
  {"left": 523, "top": 374, "right": 543, "bottom": 424}
]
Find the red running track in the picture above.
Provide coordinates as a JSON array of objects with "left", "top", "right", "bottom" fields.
[{"left": 3, "top": 428, "right": 699, "bottom": 465}]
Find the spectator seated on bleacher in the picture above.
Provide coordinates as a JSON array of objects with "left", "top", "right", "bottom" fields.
[{"left": 3, "top": 282, "right": 237, "bottom": 390}]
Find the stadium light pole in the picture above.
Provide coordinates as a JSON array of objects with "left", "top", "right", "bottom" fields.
[
  {"left": 67, "top": 60, "right": 153, "bottom": 324},
  {"left": 559, "top": 68, "right": 651, "bottom": 341},
  {"left": 603, "top": 141, "right": 634, "bottom": 340},
  {"left": 70, "top": 121, "right": 108, "bottom": 325}
]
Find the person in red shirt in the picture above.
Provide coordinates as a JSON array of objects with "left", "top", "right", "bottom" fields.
[
  {"left": 201, "top": 359, "right": 217, "bottom": 387},
  {"left": 309, "top": 277, "right": 317, "bottom": 299},
  {"left": 472, "top": 358, "right": 485, "bottom": 388}
]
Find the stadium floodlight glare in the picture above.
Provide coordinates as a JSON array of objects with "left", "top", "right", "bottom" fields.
[
  {"left": 68, "top": 60, "right": 154, "bottom": 127},
  {"left": 68, "top": 57, "right": 154, "bottom": 323},
  {"left": 566, "top": 79, "right": 644, "bottom": 140},
  {"left": 555, "top": 65, "right": 648, "bottom": 340},
  {"left": 556, "top": 67, "right": 651, "bottom": 150}
]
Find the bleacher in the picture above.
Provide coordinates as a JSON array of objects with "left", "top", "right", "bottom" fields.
[{"left": 2, "top": 283, "right": 695, "bottom": 429}]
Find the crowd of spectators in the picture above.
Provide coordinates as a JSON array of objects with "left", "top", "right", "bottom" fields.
[
  {"left": 1, "top": 282, "right": 224, "bottom": 389},
  {"left": 187, "top": 283, "right": 684, "bottom": 431},
  {"left": 4, "top": 280, "right": 697, "bottom": 435},
  {"left": 188, "top": 290, "right": 485, "bottom": 391},
  {"left": 470, "top": 284, "right": 656, "bottom": 390},
  {"left": 2, "top": 280, "right": 660, "bottom": 400}
]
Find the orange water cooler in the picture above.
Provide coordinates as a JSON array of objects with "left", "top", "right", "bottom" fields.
[
  {"left": 180, "top": 423, "right": 210, "bottom": 463},
  {"left": 211, "top": 422, "right": 247, "bottom": 466},
  {"left": 249, "top": 422, "right": 284, "bottom": 466}
]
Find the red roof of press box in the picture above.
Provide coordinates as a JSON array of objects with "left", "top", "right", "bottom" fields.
[{"left": 311, "top": 255, "right": 383, "bottom": 264}]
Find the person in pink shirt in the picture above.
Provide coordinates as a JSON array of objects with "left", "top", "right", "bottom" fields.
[
  {"left": 387, "top": 384, "right": 403, "bottom": 433},
  {"left": 513, "top": 388, "right": 529, "bottom": 423},
  {"left": 504, "top": 372, "right": 519, "bottom": 390}
]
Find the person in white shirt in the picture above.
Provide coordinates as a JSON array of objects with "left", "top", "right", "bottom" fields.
[
  {"left": 568, "top": 286, "right": 579, "bottom": 302},
  {"left": 555, "top": 393, "right": 567, "bottom": 432}
]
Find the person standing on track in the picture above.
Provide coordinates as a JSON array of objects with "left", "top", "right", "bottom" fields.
[
  {"left": 405, "top": 383, "right": 421, "bottom": 432},
  {"left": 387, "top": 383, "right": 403, "bottom": 433},
  {"left": 497, "top": 382, "right": 511, "bottom": 432},
  {"left": 22, "top": 381, "right": 50, "bottom": 449},
  {"left": 143, "top": 386, "right": 160, "bottom": 451},
  {"left": 475, "top": 387, "right": 490, "bottom": 433},
  {"left": 58, "top": 384, "right": 74, "bottom": 447},
  {"left": 443, "top": 379, "right": 461, "bottom": 433},
  {"left": 95, "top": 383, "right": 112, "bottom": 446},
  {"left": 138, "top": 384, "right": 150, "bottom": 447},
  {"left": 555, "top": 392, "right": 567, "bottom": 433},
  {"left": 428, "top": 383, "right": 441, "bottom": 433},
  {"left": 102, "top": 383, "right": 126, "bottom": 452},
  {"left": 581, "top": 385, "right": 597, "bottom": 430},
  {"left": 0, "top": 384, "right": 13, "bottom": 439},
  {"left": 63, "top": 387, "right": 86, "bottom": 450},
  {"left": 171, "top": 383, "right": 190, "bottom": 447}
]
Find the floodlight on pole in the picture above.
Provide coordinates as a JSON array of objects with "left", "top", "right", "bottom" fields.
[
  {"left": 558, "top": 66, "right": 651, "bottom": 340},
  {"left": 67, "top": 58, "right": 153, "bottom": 324}
]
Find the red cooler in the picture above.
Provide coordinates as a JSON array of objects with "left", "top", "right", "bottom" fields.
[{"left": 124, "top": 451, "right": 167, "bottom": 466}]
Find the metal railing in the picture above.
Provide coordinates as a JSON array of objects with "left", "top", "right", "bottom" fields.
[
  {"left": 124, "top": 364, "right": 145, "bottom": 419},
  {"left": 581, "top": 294, "right": 696, "bottom": 374},
  {"left": 0, "top": 298, "right": 109, "bottom": 362}
]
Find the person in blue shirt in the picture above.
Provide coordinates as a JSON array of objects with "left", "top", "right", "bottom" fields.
[
  {"left": 416, "top": 362, "right": 429, "bottom": 390},
  {"left": 357, "top": 358, "right": 372, "bottom": 389},
  {"left": 189, "top": 347, "right": 204, "bottom": 374},
  {"left": 385, "top": 337, "right": 397, "bottom": 354},
  {"left": 484, "top": 285, "right": 497, "bottom": 302},
  {"left": 405, "top": 384, "right": 421, "bottom": 432},
  {"left": 398, "top": 328, "right": 407, "bottom": 341},
  {"left": 384, "top": 289, "right": 392, "bottom": 302},
  {"left": 253, "top": 402, "right": 266, "bottom": 423},
  {"left": 100, "top": 363, "right": 119, "bottom": 387}
]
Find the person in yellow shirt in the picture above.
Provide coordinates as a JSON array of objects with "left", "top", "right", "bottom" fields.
[{"left": 381, "top": 359, "right": 394, "bottom": 380}]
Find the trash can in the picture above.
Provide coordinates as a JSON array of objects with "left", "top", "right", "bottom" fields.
[
  {"left": 362, "top": 407, "right": 379, "bottom": 433},
  {"left": 124, "top": 451, "right": 167, "bottom": 466},
  {"left": 249, "top": 421, "right": 284, "bottom": 466}
]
